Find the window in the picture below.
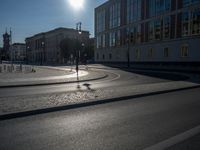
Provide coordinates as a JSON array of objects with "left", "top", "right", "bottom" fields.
[
  {"left": 136, "top": 24, "right": 141, "bottom": 43},
  {"left": 181, "top": 44, "right": 189, "bottom": 57},
  {"left": 182, "top": 11, "right": 190, "bottom": 36},
  {"left": 96, "top": 53, "right": 99, "bottom": 60},
  {"left": 109, "top": 30, "right": 121, "bottom": 47},
  {"left": 183, "top": 0, "right": 190, "bottom": 7},
  {"left": 102, "top": 54, "right": 105, "bottom": 60},
  {"left": 183, "top": 0, "right": 200, "bottom": 7},
  {"left": 127, "top": 27, "right": 136, "bottom": 44},
  {"left": 148, "top": 21, "right": 154, "bottom": 41},
  {"left": 163, "top": 16, "right": 171, "bottom": 39},
  {"left": 97, "top": 34, "right": 106, "bottom": 49},
  {"left": 191, "top": 9, "right": 200, "bottom": 35},
  {"left": 156, "top": 0, "right": 165, "bottom": 15},
  {"left": 164, "top": 47, "right": 169, "bottom": 57},
  {"left": 109, "top": 53, "right": 112, "bottom": 60},
  {"left": 96, "top": 10, "right": 106, "bottom": 33},
  {"left": 135, "top": 49, "right": 141, "bottom": 59},
  {"left": 127, "top": 0, "right": 142, "bottom": 23},
  {"left": 110, "top": 1, "right": 121, "bottom": 29},
  {"left": 149, "top": 0, "right": 156, "bottom": 17},
  {"left": 148, "top": 48, "right": 154, "bottom": 58},
  {"left": 165, "top": 0, "right": 171, "bottom": 11},
  {"left": 96, "top": 35, "right": 101, "bottom": 49},
  {"left": 155, "top": 19, "right": 162, "bottom": 40}
]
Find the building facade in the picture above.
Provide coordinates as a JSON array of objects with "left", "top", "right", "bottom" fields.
[
  {"left": 95, "top": 0, "right": 200, "bottom": 65},
  {"left": 26, "top": 27, "right": 90, "bottom": 65},
  {"left": 10, "top": 43, "right": 26, "bottom": 62}
]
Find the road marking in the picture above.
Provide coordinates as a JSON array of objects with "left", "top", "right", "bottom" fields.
[{"left": 144, "top": 125, "right": 200, "bottom": 150}]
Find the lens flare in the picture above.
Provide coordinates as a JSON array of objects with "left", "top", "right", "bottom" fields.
[{"left": 68, "top": 0, "right": 84, "bottom": 10}]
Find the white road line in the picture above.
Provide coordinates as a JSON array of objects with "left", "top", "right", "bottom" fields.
[{"left": 144, "top": 125, "right": 200, "bottom": 150}]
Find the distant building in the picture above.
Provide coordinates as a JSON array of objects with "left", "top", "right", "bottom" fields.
[
  {"left": 2, "top": 31, "right": 11, "bottom": 61},
  {"left": 10, "top": 43, "right": 26, "bottom": 62},
  {"left": 0, "top": 47, "right": 2, "bottom": 62},
  {"left": 95, "top": 0, "right": 200, "bottom": 65},
  {"left": 26, "top": 27, "right": 90, "bottom": 65}
]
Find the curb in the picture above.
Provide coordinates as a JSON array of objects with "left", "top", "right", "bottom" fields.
[
  {"left": 0, "top": 74, "right": 108, "bottom": 88},
  {"left": 1, "top": 85, "right": 200, "bottom": 121}
]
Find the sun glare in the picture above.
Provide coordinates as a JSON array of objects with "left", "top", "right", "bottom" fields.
[{"left": 68, "top": 0, "right": 84, "bottom": 10}]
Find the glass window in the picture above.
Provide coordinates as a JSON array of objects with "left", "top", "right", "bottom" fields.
[
  {"left": 136, "top": 24, "right": 141, "bottom": 43},
  {"left": 97, "top": 10, "right": 106, "bottom": 33},
  {"left": 163, "top": 16, "right": 171, "bottom": 39},
  {"left": 148, "top": 21, "right": 155, "bottom": 41},
  {"left": 191, "top": 9, "right": 200, "bottom": 35},
  {"left": 109, "top": 53, "right": 112, "bottom": 60},
  {"left": 109, "top": 30, "right": 120, "bottom": 47},
  {"left": 164, "top": 47, "right": 169, "bottom": 57},
  {"left": 155, "top": 19, "right": 162, "bottom": 40},
  {"left": 191, "top": 0, "right": 200, "bottom": 4},
  {"left": 148, "top": 48, "right": 154, "bottom": 57},
  {"left": 135, "top": 48, "right": 141, "bottom": 59},
  {"left": 156, "top": 0, "right": 165, "bottom": 15},
  {"left": 127, "top": 27, "right": 136, "bottom": 44},
  {"left": 110, "top": 1, "right": 121, "bottom": 29},
  {"left": 102, "top": 54, "right": 105, "bottom": 60},
  {"left": 183, "top": 0, "right": 190, "bottom": 6},
  {"left": 165, "top": 0, "right": 171, "bottom": 11},
  {"left": 181, "top": 44, "right": 189, "bottom": 57},
  {"left": 127, "top": 0, "right": 142, "bottom": 24},
  {"left": 182, "top": 11, "right": 190, "bottom": 36},
  {"left": 149, "top": 0, "right": 156, "bottom": 17}
]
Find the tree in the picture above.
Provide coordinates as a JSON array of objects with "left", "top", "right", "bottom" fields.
[{"left": 60, "top": 38, "right": 81, "bottom": 63}]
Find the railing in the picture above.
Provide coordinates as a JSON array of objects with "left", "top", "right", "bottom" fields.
[{"left": 0, "top": 63, "right": 35, "bottom": 73}]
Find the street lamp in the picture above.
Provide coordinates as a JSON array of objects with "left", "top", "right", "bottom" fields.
[
  {"left": 75, "top": 22, "right": 82, "bottom": 76},
  {"left": 41, "top": 41, "right": 45, "bottom": 65}
]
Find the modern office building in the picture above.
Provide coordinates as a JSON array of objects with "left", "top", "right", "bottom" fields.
[
  {"left": 10, "top": 43, "right": 26, "bottom": 62},
  {"left": 95, "top": 0, "right": 200, "bottom": 65},
  {"left": 26, "top": 27, "right": 90, "bottom": 65}
]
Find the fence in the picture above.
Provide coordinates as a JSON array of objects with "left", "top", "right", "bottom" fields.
[{"left": 0, "top": 64, "right": 35, "bottom": 73}]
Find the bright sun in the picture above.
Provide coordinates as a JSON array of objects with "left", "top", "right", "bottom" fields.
[{"left": 68, "top": 0, "right": 84, "bottom": 10}]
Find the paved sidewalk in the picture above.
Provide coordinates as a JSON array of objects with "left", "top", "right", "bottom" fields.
[
  {"left": 0, "top": 66, "right": 107, "bottom": 87},
  {"left": 0, "top": 80, "right": 199, "bottom": 116}
]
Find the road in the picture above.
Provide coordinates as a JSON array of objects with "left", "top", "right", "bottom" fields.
[
  {"left": 0, "top": 88, "right": 200, "bottom": 150},
  {"left": 0, "top": 66, "right": 187, "bottom": 97}
]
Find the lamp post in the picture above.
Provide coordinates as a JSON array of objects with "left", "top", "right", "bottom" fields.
[
  {"left": 41, "top": 41, "right": 45, "bottom": 66},
  {"left": 75, "top": 22, "right": 82, "bottom": 76}
]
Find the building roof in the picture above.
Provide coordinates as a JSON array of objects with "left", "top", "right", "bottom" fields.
[
  {"left": 95, "top": 0, "right": 109, "bottom": 11},
  {"left": 26, "top": 27, "right": 90, "bottom": 40},
  {"left": 12, "top": 43, "right": 25, "bottom": 46}
]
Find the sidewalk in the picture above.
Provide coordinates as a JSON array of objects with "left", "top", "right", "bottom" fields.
[
  {"left": 0, "top": 66, "right": 107, "bottom": 87},
  {"left": 0, "top": 79, "right": 199, "bottom": 117}
]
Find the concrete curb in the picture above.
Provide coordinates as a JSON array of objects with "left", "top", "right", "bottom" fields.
[
  {"left": 1, "top": 85, "right": 200, "bottom": 121},
  {"left": 0, "top": 74, "right": 108, "bottom": 88}
]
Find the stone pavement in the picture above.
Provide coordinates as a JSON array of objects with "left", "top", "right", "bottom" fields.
[
  {"left": 0, "top": 79, "right": 199, "bottom": 116},
  {"left": 0, "top": 65, "right": 107, "bottom": 87}
]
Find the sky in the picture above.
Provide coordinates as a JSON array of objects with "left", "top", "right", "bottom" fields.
[{"left": 0, "top": 0, "right": 107, "bottom": 47}]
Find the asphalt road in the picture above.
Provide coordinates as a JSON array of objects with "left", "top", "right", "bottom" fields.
[
  {"left": 1, "top": 88, "right": 200, "bottom": 150},
  {"left": 0, "top": 67, "right": 187, "bottom": 97}
]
